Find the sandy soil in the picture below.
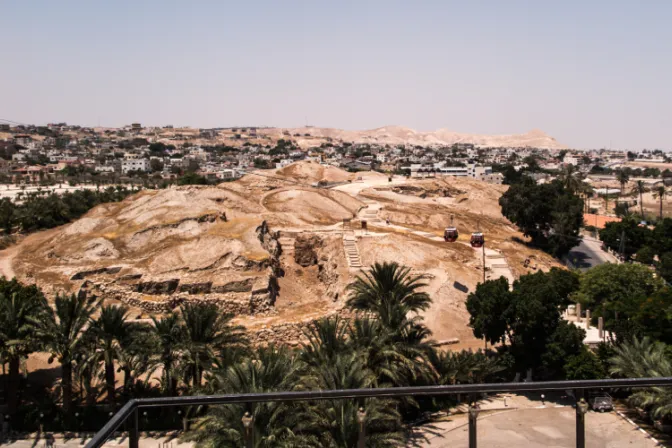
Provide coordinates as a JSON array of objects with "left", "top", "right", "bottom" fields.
[{"left": 6, "top": 161, "right": 562, "bottom": 351}]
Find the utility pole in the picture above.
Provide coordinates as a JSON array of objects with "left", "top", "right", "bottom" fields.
[
  {"left": 482, "top": 241, "right": 486, "bottom": 283},
  {"left": 618, "top": 230, "right": 626, "bottom": 260}
]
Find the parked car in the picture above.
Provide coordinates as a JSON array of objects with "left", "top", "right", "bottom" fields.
[{"left": 589, "top": 392, "right": 613, "bottom": 412}]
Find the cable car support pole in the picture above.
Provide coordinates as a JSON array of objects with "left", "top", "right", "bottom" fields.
[{"left": 482, "top": 240, "right": 486, "bottom": 283}]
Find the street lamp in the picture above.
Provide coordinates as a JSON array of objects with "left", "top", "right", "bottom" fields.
[
  {"left": 241, "top": 412, "right": 254, "bottom": 448},
  {"left": 357, "top": 408, "right": 367, "bottom": 448},
  {"left": 541, "top": 394, "right": 545, "bottom": 405}
]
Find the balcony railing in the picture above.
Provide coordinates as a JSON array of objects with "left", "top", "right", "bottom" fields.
[{"left": 86, "top": 377, "right": 672, "bottom": 448}]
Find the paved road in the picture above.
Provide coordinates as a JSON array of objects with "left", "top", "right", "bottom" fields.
[
  {"left": 411, "top": 406, "right": 659, "bottom": 448},
  {"left": 566, "top": 234, "right": 618, "bottom": 270}
]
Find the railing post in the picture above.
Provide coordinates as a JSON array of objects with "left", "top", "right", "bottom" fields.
[
  {"left": 241, "top": 411, "right": 254, "bottom": 448},
  {"left": 129, "top": 409, "right": 139, "bottom": 448},
  {"left": 469, "top": 402, "right": 479, "bottom": 448},
  {"left": 576, "top": 398, "right": 588, "bottom": 448},
  {"left": 357, "top": 407, "right": 366, "bottom": 448}
]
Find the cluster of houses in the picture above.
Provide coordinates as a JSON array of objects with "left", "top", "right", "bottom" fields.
[{"left": 0, "top": 121, "right": 668, "bottom": 187}]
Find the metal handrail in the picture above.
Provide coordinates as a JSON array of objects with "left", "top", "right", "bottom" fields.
[{"left": 86, "top": 377, "right": 672, "bottom": 448}]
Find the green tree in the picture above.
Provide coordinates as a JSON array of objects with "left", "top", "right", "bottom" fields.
[
  {"left": 659, "top": 252, "right": 672, "bottom": 283},
  {"left": 347, "top": 316, "right": 422, "bottom": 388},
  {"left": 300, "top": 317, "right": 350, "bottom": 369},
  {"left": 184, "top": 345, "right": 308, "bottom": 447},
  {"left": 177, "top": 172, "right": 209, "bottom": 186},
  {"left": 522, "top": 155, "right": 541, "bottom": 172},
  {"left": 346, "top": 262, "right": 434, "bottom": 388},
  {"left": 616, "top": 170, "right": 630, "bottom": 195},
  {"left": 539, "top": 320, "right": 586, "bottom": 378},
  {"left": 150, "top": 158, "right": 164, "bottom": 173},
  {"left": 346, "top": 262, "right": 431, "bottom": 341},
  {"left": 253, "top": 158, "right": 271, "bottom": 169},
  {"left": 30, "top": 293, "right": 98, "bottom": 419},
  {"left": 557, "top": 164, "right": 584, "bottom": 194},
  {"left": 466, "top": 277, "right": 511, "bottom": 346},
  {"left": 506, "top": 269, "right": 580, "bottom": 374},
  {"left": 428, "top": 349, "right": 504, "bottom": 386},
  {"left": 149, "top": 142, "right": 167, "bottom": 154},
  {"left": 576, "top": 263, "right": 664, "bottom": 326},
  {"left": 635, "top": 246, "right": 656, "bottom": 265},
  {"left": 651, "top": 218, "right": 672, "bottom": 254},
  {"left": 614, "top": 201, "right": 632, "bottom": 218},
  {"left": 609, "top": 337, "right": 672, "bottom": 421},
  {"left": 599, "top": 217, "right": 653, "bottom": 259},
  {"left": 500, "top": 179, "right": 584, "bottom": 257},
  {"left": 86, "top": 305, "right": 139, "bottom": 407},
  {"left": 633, "top": 288, "right": 672, "bottom": 344},
  {"left": 180, "top": 303, "right": 248, "bottom": 388},
  {"left": 151, "top": 313, "right": 184, "bottom": 396},
  {"left": 0, "top": 278, "right": 48, "bottom": 413},
  {"left": 0, "top": 197, "right": 15, "bottom": 233},
  {"left": 297, "top": 354, "right": 405, "bottom": 447},
  {"left": 632, "top": 180, "right": 650, "bottom": 220},
  {"left": 653, "top": 185, "right": 669, "bottom": 220},
  {"left": 564, "top": 347, "right": 606, "bottom": 380}
]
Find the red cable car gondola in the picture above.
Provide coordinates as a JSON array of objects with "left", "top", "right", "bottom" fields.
[
  {"left": 444, "top": 227, "right": 458, "bottom": 242},
  {"left": 470, "top": 232, "right": 485, "bottom": 248},
  {"left": 444, "top": 215, "right": 458, "bottom": 242}
]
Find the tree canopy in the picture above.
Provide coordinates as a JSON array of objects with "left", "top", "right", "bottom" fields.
[
  {"left": 499, "top": 178, "right": 584, "bottom": 257},
  {"left": 466, "top": 269, "right": 582, "bottom": 377}
]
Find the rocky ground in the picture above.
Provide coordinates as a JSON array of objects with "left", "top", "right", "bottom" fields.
[{"left": 1, "top": 161, "right": 561, "bottom": 350}]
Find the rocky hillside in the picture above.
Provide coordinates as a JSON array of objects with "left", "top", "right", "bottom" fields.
[
  {"left": 3, "top": 162, "right": 562, "bottom": 349},
  {"left": 259, "top": 126, "right": 566, "bottom": 149}
]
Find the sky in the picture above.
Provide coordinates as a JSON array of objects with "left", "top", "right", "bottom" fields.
[{"left": 1, "top": 0, "right": 671, "bottom": 150}]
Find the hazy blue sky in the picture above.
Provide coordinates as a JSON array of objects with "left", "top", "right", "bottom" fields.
[{"left": 2, "top": 1, "right": 671, "bottom": 149}]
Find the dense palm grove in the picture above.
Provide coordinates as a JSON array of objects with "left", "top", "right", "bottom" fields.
[
  {"left": 0, "top": 263, "right": 503, "bottom": 446},
  {"left": 2, "top": 261, "right": 672, "bottom": 445},
  {"left": 0, "top": 186, "right": 136, "bottom": 234}
]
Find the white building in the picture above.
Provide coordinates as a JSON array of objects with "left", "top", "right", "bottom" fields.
[
  {"left": 121, "top": 158, "right": 151, "bottom": 173},
  {"left": 563, "top": 155, "right": 579, "bottom": 165},
  {"left": 404, "top": 163, "right": 502, "bottom": 184},
  {"left": 275, "top": 159, "right": 293, "bottom": 169},
  {"left": 95, "top": 165, "right": 115, "bottom": 173},
  {"left": 218, "top": 169, "right": 242, "bottom": 179}
]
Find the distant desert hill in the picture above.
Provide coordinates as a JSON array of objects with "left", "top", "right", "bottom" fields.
[{"left": 259, "top": 126, "right": 566, "bottom": 150}]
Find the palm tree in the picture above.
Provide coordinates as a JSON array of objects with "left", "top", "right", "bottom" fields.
[
  {"left": 578, "top": 183, "right": 594, "bottom": 213},
  {"left": 151, "top": 313, "right": 184, "bottom": 396},
  {"left": 86, "top": 305, "right": 137, "bottom": 407},
  {"left": 428, "top": 349, "right": 504, "bottom": 386},
  {"left": 346, "top": 317, "right": 413, "bottom": 387},
  {"left": 30, "top": 293, "right": 98, "bottom": 419},
  {"left": 558, "top": 164, "right": 584, "bottom": 194},
  {"left": 600, "top": 192, "right": 612, "bottom": 215},
  {"left": 609, "top": 336, "right": 668, "bottom": 379},
  {"left": 347, "top": 262, "right": 435, "bottom": 386},
  {"left": 609, "top": 337, "right": 672, "bottom": 421},
  {"left": 180, "top": 303, "right": 248, "bottom": 388},
  {"left": 74, "top": 334, "right": 103, "bottom": 407},
  {"left": 632, "top": 180, "right": 649, "bottom": 220},
  {"left": 184, "top": 345, "right": 308, "bottom": 447},
  {"left": 653, "top": 185, "right": 669, "bottom": 221},
  {"left": 616, "top": 170, "right": 630, "bottom": 196},
  {"left": 0, "top": 281, "right": 48, "bottom": 414},
  {"left": 116, "top": 324, "right": 156, "bottom": 398},
  {"left": 300, "top": 317, "right": 349, "bottom": 369},
  {"left": 346, "top": 262, "right": 431, "bottom": 332},
  {"left": 296, "top": 354, "right": 405, "bottom": 447}
]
